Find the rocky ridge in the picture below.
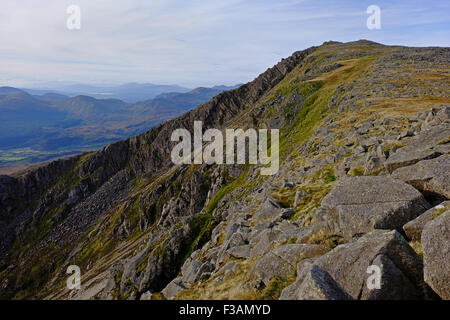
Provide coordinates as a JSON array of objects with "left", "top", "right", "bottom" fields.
[{"left": 0, "top": 40, "right": 449, "bottom": 300}]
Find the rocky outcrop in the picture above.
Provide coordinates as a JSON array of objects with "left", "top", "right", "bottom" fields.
[
  {"left": 248, "top": 244, "right": 329, "bottom": 286},
  {"left": 280, "top": 260, "right": 353, "bottom": 300},
  {"left": 403, "top": 201, "right": 450, "bottom": 241},
  {"left": 161, "top": 277, "right": 187, "bottom": 300},
  {"left": 283, "top": 230, "right": 434, "bottom": 300},
  {"left": 422, "top": 106, "right": 450, "bottom": 129},
  {"left": 321, "top": 176, "right": 430, "bottom": 239},
  {"left": 252, "top": 197, "right": 282, "bottom": 221},
  {"left": 0, "top": 156, "right": 80, "bottom": 254},
  {"left": 135, "top": 218, "right": 202, "bottom": 293},
  {"left": 384, "top": 124, "right": 450, "bottom": 173},
  {"left": 161, "top": 250, "right": 215, "bottom": 299},
  {"left": 392, "top": 154, "right": 450, "bottom": 201},
  {"left": 422, "top": 211, "right": 449, "bottom": 299}
]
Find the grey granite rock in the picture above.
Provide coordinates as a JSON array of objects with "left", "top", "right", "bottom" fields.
[
  {"left": 422, "top": 210, "right": 450, "bottom": 299},
  {"left": 322, "top": 176, "right": 430, "bottom": 239}
]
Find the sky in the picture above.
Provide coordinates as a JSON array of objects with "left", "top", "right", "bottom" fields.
[{"left": 0, "top": 0, "right": 449, "bottom": 88}]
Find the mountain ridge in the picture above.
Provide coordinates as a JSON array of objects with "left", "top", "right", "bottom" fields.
[
  {"left": 0, "top": 40, "right": 449, "bottom": 300},
  {"left": 20, "top": 82, "right": 191, "bottom": 103}
]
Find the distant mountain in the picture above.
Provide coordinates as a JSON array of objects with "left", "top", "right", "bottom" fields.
[
  {"left": 0, "top": 86, "right": 26, "bottom": 95},
  {"left": 109, "top": 83, "right": 191, "bottom": 102},
  {"left": 211, "top": 84, "right": 244, "bottom": 91},
  {"left": 35, "top": 92, "right": 69, "bottom": 103},
  {"left": 0, "top": 84, "right": 241, "bottom": 171},
  {"left": 22, "top": 82, "right": 192, "bottom": 103},
  {"left": 132, "top": 85, "right": 241, "bottom": 114},
  {"left": 0, "top": 92, "right": 67, "bottom": 140},
  {"left": 52, "top": 95, "right": 128, "bottom": 121}
]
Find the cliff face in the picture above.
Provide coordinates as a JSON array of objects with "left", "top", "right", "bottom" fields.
[{"left": 0, "top": 41, "right": 449, "bottom": 300}]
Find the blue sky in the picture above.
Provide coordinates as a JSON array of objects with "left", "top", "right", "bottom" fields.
[{"left": 0, "top": 0, "right": 449, "bottom": 88}]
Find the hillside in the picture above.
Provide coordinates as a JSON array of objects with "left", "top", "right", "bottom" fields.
[{"left": 0, "top": 40, "right": 448, "bottom": 300}]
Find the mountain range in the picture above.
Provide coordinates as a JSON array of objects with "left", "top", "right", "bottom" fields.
[
  {"left": 0, "top": 85, "right": 239, "bottom": 174},
  {"left": 22, "top": 82, "right": 193, "bottom": 103}
]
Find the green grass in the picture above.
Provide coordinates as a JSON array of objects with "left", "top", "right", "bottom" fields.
[
  {"left": 259, "top": 276, "right": 295, "bottom": 300},
  {"left": 433, "top": 207, "right": 447, "bottom": 219},
  {"left": 324, "top": 174, "right": 337, "bottom": 183},
  {"left": 271, "top": 187, "right": 296, "bottom": 208},
  {"left": 205, "top": 166, "right": 249, "bottom": 214},
  {"left": 183, "top": 213, "right": 215, "bottom": 262},
  {"left": 348, "top": 167, "right": 365, "bottom": 177},
  {"left": 410, "top": 241, "right": 423, "bottom": 260},
  {"left": 151, "top": 292, "right": 167, "bottom": 300},
  {"left": 437, "top": 137, "right": 450, "bottom": 145}
]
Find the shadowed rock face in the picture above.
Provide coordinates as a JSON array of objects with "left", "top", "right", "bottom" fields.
[
  {"left": 392, "top": 154, "right": 450, "bottom": 200},
  {"left": 403, "top": 201, "right": 450, "bottom": 241},
  {"left": 422, "top": 211, "right": 450, "bottom": 300},
  {"left": 280, "top": 260, "right": 353, "bottom": 300},
  {"left": 0, "top": 41, "right": 449, "bottom": 300},
  {"left": 0, "top": 157, "right": 81, "bottom": 254}
]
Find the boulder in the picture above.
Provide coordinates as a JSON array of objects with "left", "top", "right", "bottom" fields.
[
  {"left": 215, "top": 261, "right": 238, "bottom": 277},
  {"left": 360, "top": 254, "right": 426, "bottom": 300},
  {"left": 384, "top": 124, "right": 449, "bottom": 173},
  {"left": 248, "top": 220, "right": 305, "bottom": 257},
  {"left": 422, "top": 105, "right": 450, "bottom": 129},
  {"left": 422, "top": 210, "right": 450, "bottom": 299},
  {"left": 223, "top": 232, "right": 247, "bottom": 249},
  {"left": 364, "top": 156, "right": 384, "bottom": 175},
  {"left": 249, "top": 228, "right": 279, "bottom": 258},
  {"left": 180, "top": 253, "right": 204, "bottom": 285},
  {"left": 248, "top": 244, "right": 328, "bottom": 286},
  {"left": 183, "top": 260, "right": 214, "bottom": 284},
  {"left": 281, "top": 208, "right": 295, "bottom": 219},
  {"left": 291, "top": 230, "right": 435, "bottom": 300},
  {"left": 253, "top": 197, "right": 282, "bottom": 221},
  {"left": 175, "top": 250, "right": 214, "bottom": 286},
  {"left": 391, "top": 154, "right": 450, "bottom": 200},
  {"left": 193, "top": 262, "right": 214, "bottom": 282},
  {"left": 397, "top": 129, "right": 415, "bottom": 140},
  {"left": 322, "top": 176, "right": 430, "bottom": 239},
  {"left": 218, "top": 231, "right": 249, "bottom": 264},
  {"left": 294, "top": 190, "right": 306, "bottom": 207},
  {"left": 161, "top": 276, "right": 187, "bottom": 300},
  {"left": 224, "top": 219, "right": 250, "bottom": 241},
  {"left": 139, "top": 291, "right": 153, "bottom": 300},
  {"left": 280, "top": 260, "right": 353, "bottom": 300},
  {"left": 403, "top": 201, "right": 450, "bottom": 241},
  {"left": 227, "top": 244, "right": 252, "bottom": 259}
]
